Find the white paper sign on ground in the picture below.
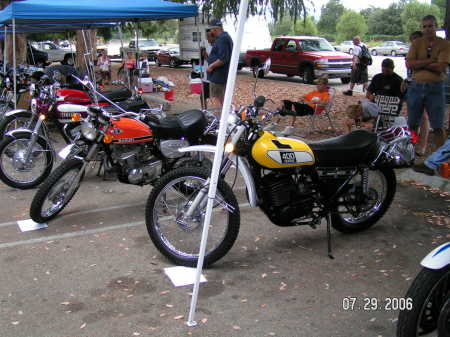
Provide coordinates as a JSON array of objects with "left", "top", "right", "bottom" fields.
[
  {"left": 17, "top": 219, "right": 48, "bottom": 232},
  {"left": 164, "top": 266, "right": 207, "bottom": 287}
]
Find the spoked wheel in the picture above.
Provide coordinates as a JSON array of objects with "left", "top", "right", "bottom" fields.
[
  {"left": 0, "top": 112, "right": 35, "bottom": 139},
  {"left": 397, "top": 266, "right": 450, "bottom": 337},
  {"left": 0, "top": 134, "right": 53, "bottom": 189},
  {"left": 145, "top": 167, "right": 240, "bottom": 267},
  {"left": 331, "top": 168, "right": 396, "bottom": 233},
  {"left": 30, "top": 159, "right": 84, "bottom": 223}
]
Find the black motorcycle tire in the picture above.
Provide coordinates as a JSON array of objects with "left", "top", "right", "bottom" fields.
[
  {"left": 145, "top": 166, "right": 240, "bottom": 267},
  {"left": 0, "top": 134, "right": 53, "bottom": 189},
  {"left": 331, "top": 167, "right": 396, "bottom": 233},
  {"left": 30, "top": 159, "right": 84, "bottom": 223},
  {"left": 397, "top": 266, "right": 450, "bottom": 337},
  {"left": 0, "top": 111, "right": 34, "bottom": 139}
]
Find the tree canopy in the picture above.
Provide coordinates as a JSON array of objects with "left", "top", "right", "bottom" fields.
[
  {"left": 317, "top": 0, "right": 344, "bottom": 34},
  {"left": 367, "top": 3, "right": 403, "bottom": 36},
  {"left": 401, "top": 0, "right": 443, "bottom": 39},
  {"left": 336, "top": 10, "right": 368, "bottom": 42}
]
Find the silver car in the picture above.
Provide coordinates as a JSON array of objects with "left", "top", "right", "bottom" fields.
[
  {"left": 370, "top": 41, "right": 409, "bottom": 57},
  {"left": 334, "top": 40, "right": 354, "bottom": 54}
]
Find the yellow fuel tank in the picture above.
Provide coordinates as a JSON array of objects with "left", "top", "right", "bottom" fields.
[{"left": 251, "top": 131, "right": 315, "bottom": 169}]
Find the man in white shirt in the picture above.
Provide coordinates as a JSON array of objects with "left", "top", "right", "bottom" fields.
[{"left": 343, "top": 36, "right": 369, "bottom": 96}]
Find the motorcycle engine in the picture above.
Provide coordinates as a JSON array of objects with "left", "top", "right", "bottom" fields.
[
  {"left": 112, "top": 144, "right": 162, "bottom": 185},
  {"left": 259, "top": 172, "right": 315, "bottom": 226}
]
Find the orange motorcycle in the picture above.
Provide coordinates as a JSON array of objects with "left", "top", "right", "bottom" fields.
[{"left": 29, "top": 103, "right": 216, "bottom": 223}]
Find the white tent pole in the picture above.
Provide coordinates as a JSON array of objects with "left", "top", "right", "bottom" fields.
[
  {"left": 12, "top": 18, "right": 16, "bottom": 109},
  {"left": 186, "top": 0, "right": 249, "bottom": 327},
  {"left": 3, "top": 25, "right": 7, "bottom": 73}
]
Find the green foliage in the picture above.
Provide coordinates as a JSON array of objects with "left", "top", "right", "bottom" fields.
[
  {"left": 27, "top": 32, "right": 74, "bottom": 42},
  {"left": 431, "top": 0, "right": 446, "bottom": 21},
  {"left": 336, "top": 10, "right": 368, "bottom": 41},
  {"left": 367, "top": 3, "right": 403, "bottom": 36},
  {"left": 360, "top": 6, "right": 378, "bottom": 21},
  {"left": 317, "top": 0, "right": 344, "bottom": 34},
  {"left": 292, "top": 16, "right": 318, "bottom": 36},
  {"left": 122, "top": 20, "right": 179, "bottom": 43},
  {"left": 401, "top": 0, "right": 443, "bottom": 38},
  {"left": 268, "top": 15, "right": 294, "bottom": 37}
]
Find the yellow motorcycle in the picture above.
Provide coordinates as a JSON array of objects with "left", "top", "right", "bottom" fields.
[{"left": 144, "top": 92, "right": 415, "bottom": 267}]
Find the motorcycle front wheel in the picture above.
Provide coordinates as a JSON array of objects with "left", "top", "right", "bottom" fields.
[
  {"left": 145, "top": 166, "right": 240, "bottom": 267},
  {"left": 30, "top": 159, "right": 85, "bottom": 223},
  {"left": 331, "top": 167, "right": 396, "bottom": 233},
  {"left": 397, "top": 266, "right": 450, "bottom": 336},
  {"left": 0, "top": 134, "right": 53, "bottom": 189},
  {"left": 0, "top": 111, "right": 35, "bottom": 138}
]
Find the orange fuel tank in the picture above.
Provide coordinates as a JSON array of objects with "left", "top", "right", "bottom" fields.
[{"left": 106, "top": 118, "right": 153, "bottom": 145}]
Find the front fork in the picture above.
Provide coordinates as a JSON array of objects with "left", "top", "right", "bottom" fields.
[
  {"left": 65, "top": 142, "right": 99, "bottom": 197},
  {"left": 22, "top": 115, "right": 47, "bottom": 165},
  {"left": 183, "top": 154, "right": 234, "bottom": 218}
]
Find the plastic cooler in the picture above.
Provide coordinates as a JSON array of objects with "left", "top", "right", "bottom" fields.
[
  {"left": 190, "top": 78, "right": 202, "bottom": 95},
  {"left": 138, "top": 77, "right": 153, "bottom": 93},
  {"left": 164, "top": 90, "right": 175, "bottom": 101}
]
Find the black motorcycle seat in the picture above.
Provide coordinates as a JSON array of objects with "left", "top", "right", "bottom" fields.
[
  {"left": 102, "top": 98, "right": 148, "bottom": 114},
  {"left": 308, "top": 130, "right": 379, "bottom": 166},
  {"left": 98, "top": 87, "right": 132, "bottom": 103},
  {"left": 149, "top": 109, "right": 207, "bottom": 143}
]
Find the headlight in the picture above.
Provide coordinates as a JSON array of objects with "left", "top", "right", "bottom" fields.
[
  {"left": 81, "top": 122, "right": 97, "bottom": 141},
  {"left": 315, "top": 59, "right": 328, "bottom": 68}
]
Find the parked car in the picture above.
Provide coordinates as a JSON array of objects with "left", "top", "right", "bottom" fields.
[
  {"left": 120, "top": 39, "right": 161, "bottom": 61},
  {"left": 156, "top": 47, "right": 189, "bottom": 67},
  {"left": 370, "top": 41, "right": 409, "bottom": 56},
  {"left": 26, "top": 42, "right": 49, "bottom": 67},
  {"left": 245, "top": 36, "right": 352, "bottom": 84},
  {"left": 31, "top": 41, "right": 76, "bottom": 65},
  {"left": 334, "top": 40, "right": 354, "bottom": 54}
]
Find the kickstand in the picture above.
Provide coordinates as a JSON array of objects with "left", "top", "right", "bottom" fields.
[{"left": 326, "top": 212, "right": 335, "bottom": 259}]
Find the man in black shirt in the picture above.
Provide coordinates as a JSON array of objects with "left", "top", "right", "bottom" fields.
[{"left": 366, "top": 58, "right": 404, "bottom": 117}]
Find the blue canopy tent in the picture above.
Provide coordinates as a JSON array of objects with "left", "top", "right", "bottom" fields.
[
  {"left": 0, "top": 0, "right": 198, "bottom": 107},
  {"left": 0, "top": 0, "right": 198, "bottom": 24}
]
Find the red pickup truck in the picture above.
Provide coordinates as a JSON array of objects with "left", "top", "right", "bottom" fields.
[{"left": 245, "top": 36, "right": 353, "bottom": 84}]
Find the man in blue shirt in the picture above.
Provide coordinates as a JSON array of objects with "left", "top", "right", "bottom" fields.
[{"left": 206, "top": 18, "right": 233, "bottom": 108}]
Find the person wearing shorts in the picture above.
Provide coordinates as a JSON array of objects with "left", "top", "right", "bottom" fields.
[
  {"left": 206, "top": 18, "right": 233, "bottom": 110},
  {"left": 406, "top": 15, "right": 450, "bottom": 149}
]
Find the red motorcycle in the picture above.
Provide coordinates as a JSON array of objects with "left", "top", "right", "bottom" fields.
[{"left": 0, "top": 73, "right": 148, "bottom": 189}]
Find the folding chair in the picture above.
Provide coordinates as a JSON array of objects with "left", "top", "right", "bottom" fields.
[
  {"left": 372, "top": 95, "right": 402, "bottom": 132},
  {"left": 310, "top": 87, "right": 336, "bottom": 132}
]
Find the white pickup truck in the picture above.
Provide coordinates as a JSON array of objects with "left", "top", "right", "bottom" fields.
[
  {"left": 119, "top": 39, "right": 161, "bottom": 61},
  {"left": 31, "top": 41, "right": 76, "bottom": 65}
]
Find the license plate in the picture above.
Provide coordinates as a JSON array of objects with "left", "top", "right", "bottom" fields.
[{"left": 58, "top": 144, "right": 75, "bottom": 159}]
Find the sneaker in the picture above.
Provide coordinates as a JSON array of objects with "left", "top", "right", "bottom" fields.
[
  {"left": 343, "top": 90, "right": 353, "bottom": 96},
  {"left": 413, "top": 163, "right": 435, "bottom": 176}
]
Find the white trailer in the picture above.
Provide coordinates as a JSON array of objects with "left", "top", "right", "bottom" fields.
[{"left": 178, "top": 14, "right": 272, "bottom": 67}]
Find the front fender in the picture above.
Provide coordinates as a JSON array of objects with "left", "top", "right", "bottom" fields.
[
  {"left": 4, "top": 109, "right": 29, "bottom": 117},
  {"left": 178, "top": 145, "right": 257, "bottom": 207},
  {"left": 5, "top": 129, "right": 48, "bottom": 147},
  {"left": 421, "top": 242, "right": 450, "bottom": 270}
]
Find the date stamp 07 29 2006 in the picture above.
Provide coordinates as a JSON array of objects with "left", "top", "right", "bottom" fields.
[{"left": 341, "top": 297, "right": 413, "bottom": 312}]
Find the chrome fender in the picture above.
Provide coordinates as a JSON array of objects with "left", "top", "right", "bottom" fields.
[
  {"left": 178, "top": 144, "right": 257, "bottom": 207},
  {"left": 421, "top": 242, "right": 450, "bottom": 270},
  {"left": 4, "top": 109, "right": 29, "bottom": 117}
]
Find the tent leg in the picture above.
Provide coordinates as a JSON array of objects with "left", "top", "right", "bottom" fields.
[
  {"left": 12, "top": 18, "right": 16, "bottom": 109},
  {"left": 186, "top": 0, "right": 249, "bottom": 327}
]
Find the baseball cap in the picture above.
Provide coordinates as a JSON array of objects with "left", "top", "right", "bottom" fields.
[
  {"left": 381, "top": 58, "right": 395, "bottom": 69},
  {"left": 208, "top": 18, "right": 223, "bottom": 28}
]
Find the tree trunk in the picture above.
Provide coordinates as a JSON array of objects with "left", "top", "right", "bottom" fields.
[{"left": 75, "top": 30, "right": 97, "bottom": 76}]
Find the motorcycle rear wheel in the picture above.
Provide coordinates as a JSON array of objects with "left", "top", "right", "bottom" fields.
[
  {"left": 331, "top": 168, "right": 396, "bottom": 233},
  {"left": 0, "top": 134, "right": 53, "bottom": 189},
  {"left": 30, "top": 159, "right": 84, "bottom": 223},
  {"left": 145, "top": 166, "right": 240, "bottom": 267},
  {"left": 397, "top": 266, "right": 450, "bottom": 336}
]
